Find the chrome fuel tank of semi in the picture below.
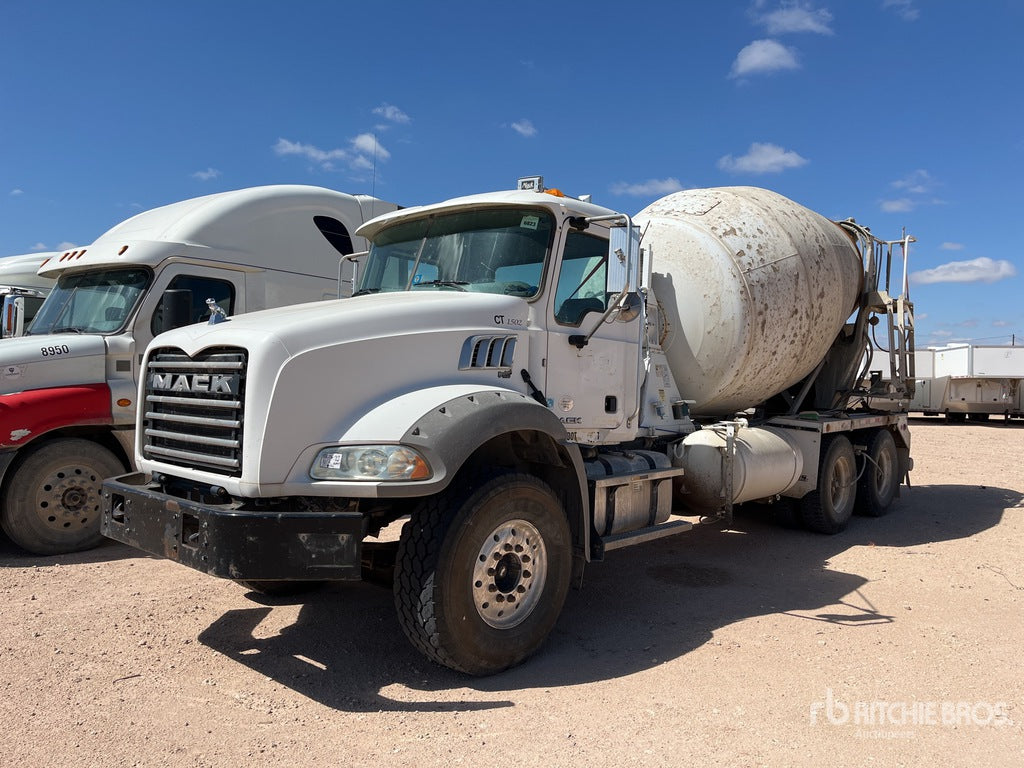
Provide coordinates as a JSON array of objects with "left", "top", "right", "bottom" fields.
[{"left": 634, "top": 187, "right": 863, "bottom": 418}]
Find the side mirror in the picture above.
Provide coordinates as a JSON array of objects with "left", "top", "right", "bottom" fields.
[
  {"left": 605, "top": 222, "right": 641, "bottom": 295},
  {"left": 156, "top": 288, "right": 193, "bottom": 334},
  {"left": 338, "top": 251, "right": 368, "bottom": 298},
  {"left": 1, "top": 295, "right": 25, "bottom": 338}
]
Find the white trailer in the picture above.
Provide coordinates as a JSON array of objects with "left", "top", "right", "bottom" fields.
[
  {"left": 0, "top": 185, "right": 398, "bottom": 554},
  {"left": 908, "top": 344, "right": 1024, "bottom": 421},
  {"left": 103, "top": 179, "right": 915, "bottom": 674}
]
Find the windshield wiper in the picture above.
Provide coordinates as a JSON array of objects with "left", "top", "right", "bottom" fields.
[
  {"left": 45, "top": 326, "right": 85, "bottom": 334},
  {"left": 352, "top": 288, "right": 380, "bottom": 297},
  {"left": 414, "top": 280, "right": 469, "bottom": 291}
]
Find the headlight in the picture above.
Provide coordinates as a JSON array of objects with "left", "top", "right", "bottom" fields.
[{"left": 310, "top": 445, "right": 431, "bottom": 481}]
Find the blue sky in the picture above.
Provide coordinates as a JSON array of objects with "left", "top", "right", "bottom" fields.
[{"left": 2, "top": 0, "right": 1022, "bottom": 347}]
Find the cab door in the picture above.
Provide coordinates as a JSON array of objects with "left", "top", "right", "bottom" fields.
[
  {"left": 543, "top": 227, "right": 642, "bottom": 445},
  {"left": 106, "top": 265, "right": 245, "bottom": 425}
]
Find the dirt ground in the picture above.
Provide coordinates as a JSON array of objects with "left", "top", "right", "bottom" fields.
[{"left": 1, "top": 418, "right": 1022, "bottom": 767}]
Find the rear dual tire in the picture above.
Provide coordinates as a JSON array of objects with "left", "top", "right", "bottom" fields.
[
  {"left": 800, "top": 435, "right": 857, "bottom": 534},
  {"left": 855, "top": 429, "right": 899, "bottom": 517}
]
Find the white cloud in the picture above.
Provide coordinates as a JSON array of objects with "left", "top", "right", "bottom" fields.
[
  {"left": 883, "top": 0, "right": 920, "bottom": 21},
  {"left": 757, "top": 2, "right": 834, "bottom": 35},
  {"left": 372, "top": 103, "right": 411, "bottom": 124},
  {"left": 192, "top": 168, "right": 221, "bottom": 181},
  {"left": 940, "top": 242, "right": 964, "bottom": 250},
  {"left": 9, "top": 188, "right": 23, "bottom": 196},
  {"left": 729, "top": 39, "right": 799, "bottom": 78},
  {"left": 511, "top": 119, "right": 537, "bottom": 138},
  {"left": 881, "top": 170, "right": 943, "bottom": 212},
  {"left": 609, "top": 178, "right": 684, "bottom": 196},
  {"left": 880, "top": 198, "right": 914, "bottom": 213},
  {"left": 892, "top": 169, "right": 933, "bottom": 194},
  {"left": 351, "top": 133, "right": 390, "bottom": 161},
  {"left": 350, "top": 155, "right": 375, "bottom": 171},
  {"left": 718, "top": 142, "right": 808, "bottom": 174},
  {"left": 993, "top": 320, "right": 1010, "bottom": 327},
  {"left": 911, "top": 257, "right": 1016, "bottom": 285},
  {"left": 274, "top": 134, "right": 390, "bottom": 171},
  {"left": 274, "top": 138, "right": 348, "bottom": 168},
  {"left": 31, "top": 242, "right": 48, "bottom": 251}
]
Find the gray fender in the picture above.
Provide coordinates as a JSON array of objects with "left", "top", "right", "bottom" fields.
[{"left": 398, "top": 389, "right": 591, "bottom": 560}]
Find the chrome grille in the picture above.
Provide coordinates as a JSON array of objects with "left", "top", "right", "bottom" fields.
[{"left": 142, "top": 347, "right": 246, "bottom": 475}]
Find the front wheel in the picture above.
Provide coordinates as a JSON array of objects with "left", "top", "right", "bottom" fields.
[
  {"left": 1, "top": 439, "right": 125, "bottom": 555},
  {"left": 393, "top": 472, "right": 572, "bottom": 675},
  {"left": 800, "top": 435, "right": 857, "bottom": 534}
]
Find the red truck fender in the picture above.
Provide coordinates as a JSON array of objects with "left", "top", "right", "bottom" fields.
[{"left": 0, "top": 384, "right": 114, "bottom": 450}]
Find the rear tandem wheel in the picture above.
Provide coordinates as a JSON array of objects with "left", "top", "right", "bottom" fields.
[{"left": 800, "top": 435, "right": 857, "bottom": 535}]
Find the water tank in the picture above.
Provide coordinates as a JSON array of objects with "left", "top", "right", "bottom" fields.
[
  {"left": 634, "top": 187, "right": 863, "bottom": 417},
  {"left": 673, "top": 424, "right": 803, "bottom": 509}
]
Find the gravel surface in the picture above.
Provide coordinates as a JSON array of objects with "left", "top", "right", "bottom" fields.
[{"left": 2, "top": 418, "right": 1022, "bottom": 767}]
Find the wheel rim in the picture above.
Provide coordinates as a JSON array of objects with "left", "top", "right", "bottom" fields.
[
  {"left": 34, "top": 464, "right": 101, "bottom": 534},
  {"left": 472, "top": 518, "right": 547, "bottom": 629},
  {"left": 828, "top": 451, "right": 856, "bottom": 516}
]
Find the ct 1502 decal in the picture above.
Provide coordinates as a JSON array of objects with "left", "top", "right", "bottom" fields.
[
  {"left": 40, "top": 344, "right": 71, "bottom": 357},
  {"left": 493, "top": 314, "right": 524, "bottom": 327}
]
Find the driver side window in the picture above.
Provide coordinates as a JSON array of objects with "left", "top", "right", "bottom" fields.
[
  {"left": 151, "top": 275, "right": 236, "bottom": 335},
  {"left": 554, "top": 232, "right": 608, "bottom": 326}
]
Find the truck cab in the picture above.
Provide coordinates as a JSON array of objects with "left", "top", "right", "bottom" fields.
[
  {"left": 0, "top": 252, "right": 56, "bottom": 338},
  {"left": 0, "top": 185, "right": 398, "bottom": 555}
]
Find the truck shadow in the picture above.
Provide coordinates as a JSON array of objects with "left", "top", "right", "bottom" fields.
[{"left": 196, "top": 482, "right": 1020, "bottom": 712}]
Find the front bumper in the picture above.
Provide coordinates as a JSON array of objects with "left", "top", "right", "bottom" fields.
[{"left": 101, "top": 473, "right": 364, "bottom": 581}]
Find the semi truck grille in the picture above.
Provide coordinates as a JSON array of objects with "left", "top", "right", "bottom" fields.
[{"left": 142, "top": 347, "right": 247, "bottom": 476}]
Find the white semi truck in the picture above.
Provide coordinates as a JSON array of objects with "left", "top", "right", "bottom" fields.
[
  {"left": 102, "top": 179, "right": 915, "bottom": 675},
  {"left": 0, "top": 185, "right": 398, "bottom": 555},
  {"left": 0, "top": 252, "right": 56, "bottom": 338}
]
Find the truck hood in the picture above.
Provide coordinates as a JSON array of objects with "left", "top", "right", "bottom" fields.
[
  {"left": 0, "top": 334, "right": 107, "bottom": 395},
  {"left": 139, "top": 291, "right": 536, "bottom": 492},
  {"left": 148, "top": 291, "right": 531, "bottom": 357}
]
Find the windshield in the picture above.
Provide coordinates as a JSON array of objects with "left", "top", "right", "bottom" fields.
[
  {"left": 28, "top": 267, "right": 151, "bottom": 335},
  {"left": 356, "top": 208, "right": 553, "bottom": 298}
]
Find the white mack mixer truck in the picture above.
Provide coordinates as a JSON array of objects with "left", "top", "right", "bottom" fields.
[
  {"left": 0, "top": 185, "right": 398, "bottom": 555},
  {"left": 102, "top": 178, "right": 915, "bottom": 675}
]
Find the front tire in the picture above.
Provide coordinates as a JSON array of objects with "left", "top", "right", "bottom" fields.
[
  {"left": 394, "top": 472, "right": 572, "bottom": 675},
  {"left": 800, "top": 435, "right": 857, "bottom": 534},
  {"left": 855, "top": 429, "right": 899, "bottom": 517},
  {"left": 1, "top": 439, "right": 124, "bottom": 555}
]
